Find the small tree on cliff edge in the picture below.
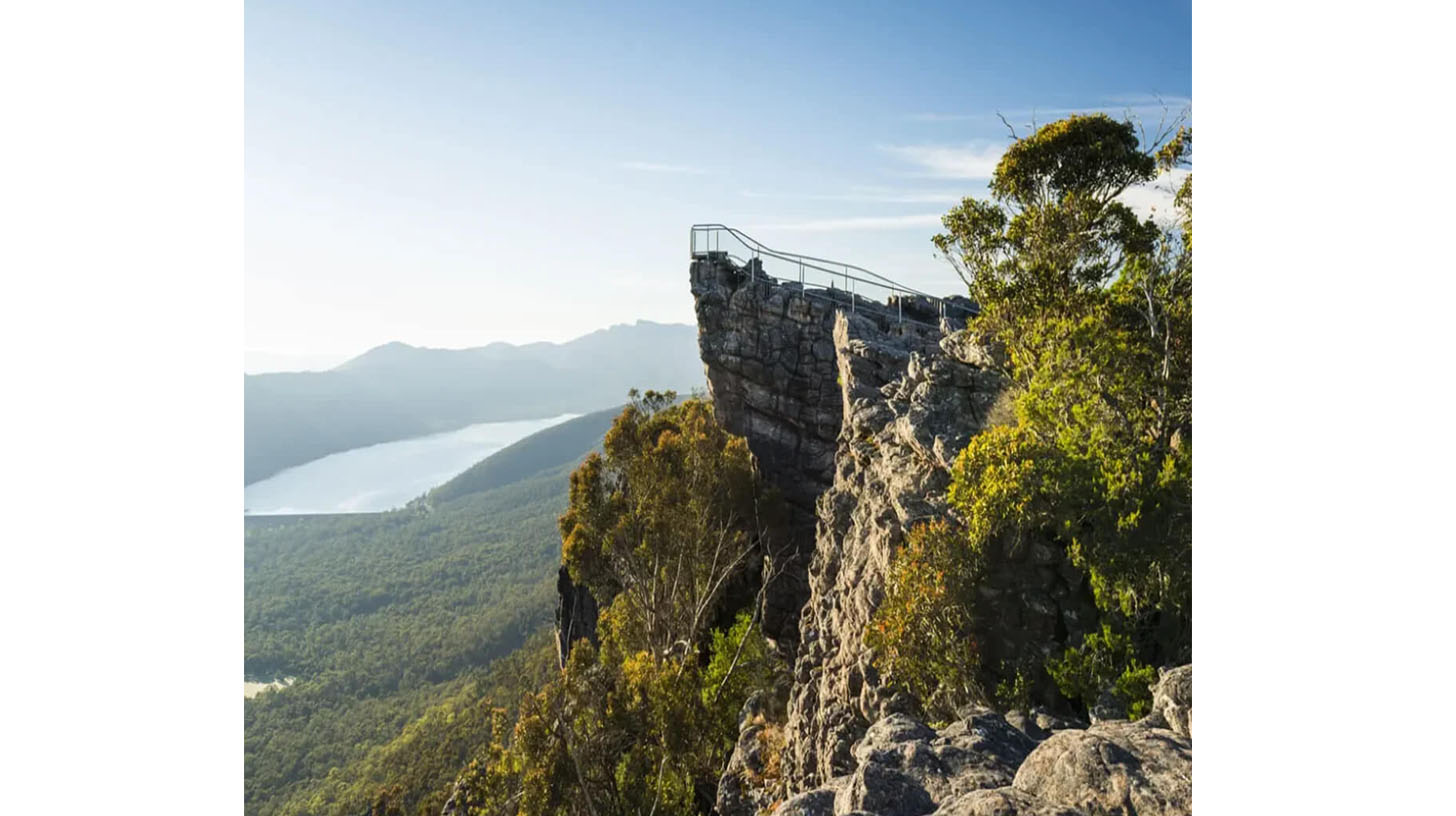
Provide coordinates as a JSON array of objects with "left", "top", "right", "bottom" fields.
[
  {"left": 473, "top": 390, "right": 785, "bottom": 816},
  {"left": 559, "top": 389, "right": 782, "bottom": 659},
  {"left": 873, "top": 113, "right": 1192, "bottom": 719}
]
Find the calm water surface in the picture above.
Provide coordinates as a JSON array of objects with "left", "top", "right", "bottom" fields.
[{"left": 243, "top": 414, "right": 577, "bottom": 515}]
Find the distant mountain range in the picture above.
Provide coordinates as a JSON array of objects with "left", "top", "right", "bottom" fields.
[{"left": 245, "top": 320, "right": 703, "bottom": 484}]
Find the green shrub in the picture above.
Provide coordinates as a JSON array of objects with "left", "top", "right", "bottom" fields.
[
  {"left": 1045, "top": 624, "right": 1155, "bottom": 719},
  {"left": 865, "top": 114, "right": 1191, "bottom": 719},
  {"left": 866, "top": 521, "right": 985, "bottom": 719}
]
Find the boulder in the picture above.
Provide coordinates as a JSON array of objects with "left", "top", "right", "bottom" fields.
[
  {"left": 776, "top": 782, "right": 844, "bottom": 816},
  {"left": 933, "top": 788, "right": 1087, "bottom": 816},
  {"left": 1011, "top": 721, "right": 1191, "bottom": 816},
  {"left": 829, "top": 710, "right": 1041, "bottom": 816},
  {"left": 837, "top": 762, "right": 936, "bottom": 816},
  {"left": 1148, "top": 666, "right": 1192, "bottom": 740}
]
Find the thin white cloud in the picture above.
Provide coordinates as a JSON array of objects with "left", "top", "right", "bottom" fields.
[
  {"left": 1117, "top": 168, "right": 1190, "bottom": 225},
  {"left": 1102, "top": 93, "right": 1193, "bottom": 109},
  {"left": 740, "top": 187, "right": 969, "bottom": 205},
  {"left": 905, "top": 96, "right": 1191, "bottom": 132},
  {"left": 881, "top": 143, "right": 1004, "bottom": 179},
  {"left": 619, "top": 161, "right": 711, "bottom": 174},
  {"left": 749, "top": 214, "right": 945, "bottom": 232}
]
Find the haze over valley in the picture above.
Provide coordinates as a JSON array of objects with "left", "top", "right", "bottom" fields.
[{"left": 244, "top": 319, "right": 703, "bottom": 486}]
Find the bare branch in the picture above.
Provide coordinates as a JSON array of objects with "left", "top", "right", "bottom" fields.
[{"left": 995, "top": 110, "right": 1019, "bottom": 141}]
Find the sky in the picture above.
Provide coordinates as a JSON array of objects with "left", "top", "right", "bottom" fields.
[{"left": 245, "top": 0, "right": 1191, "bottom": 372}]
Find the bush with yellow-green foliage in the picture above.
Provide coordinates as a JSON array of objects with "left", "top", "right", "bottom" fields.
[
  {"left": 865, "top": 521, "right": 983, "bottom": 721},
  {"left": 560, "top": 390, "right": 780, "bottom": 660},
  {"left": 446, "top": 393, "right": 783, "bottom": 816},
  {"left": 1045, "top": 624, "right": 1158, "bottom": 719},
  {"left": 871, "top": 113, "right": 1192, "bottom": 720},
  {"left": 448, "top": 606, "right": 775, "bottom": 816}
]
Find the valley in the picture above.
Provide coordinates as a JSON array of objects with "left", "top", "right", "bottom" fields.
[{"left": 243, "top": 407, "right": 624, "bottom": 816}]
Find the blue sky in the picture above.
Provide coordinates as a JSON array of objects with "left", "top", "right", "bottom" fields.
[{"left": 246, "top": 0, "right": 1191, "bottom": 370}]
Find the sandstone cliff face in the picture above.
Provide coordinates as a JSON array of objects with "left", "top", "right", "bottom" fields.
[
  {"left": 691, "top": 254, "right": 1107, "bottom": 797},
  {"left": 691, "top": 255, "right": 852, "bottom": 649},
  {"left": 781, "top": 306, "right": 1006, "bottom": 788},
  {"left": 690, "top": 255, "right": 984, "bottom": 657},
  {"left": 554, "top": 566, "right": 598, "bottom": 669}
]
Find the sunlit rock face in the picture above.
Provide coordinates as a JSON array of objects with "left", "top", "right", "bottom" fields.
[
  {"left": 690, "top": 255, "right": 970, "bottom": 654},
  {"left": 691, "top": 253, "right": 992, "bottom": 785},
  {"left": 690, "top": 253, "right": 1118, "bottom": 806},
  {"left": 779, "top": 305, "right": 1011, "bottom": 791}
]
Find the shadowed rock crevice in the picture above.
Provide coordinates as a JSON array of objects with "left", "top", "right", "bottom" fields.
[{"left": 554, "top": 566, "right": 598, "bottom": 668}]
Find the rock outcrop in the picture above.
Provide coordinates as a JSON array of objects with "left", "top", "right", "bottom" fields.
[
  {"left": 691, "top": 254, "right": 1100, "bottom": 796},
  {"left": 733, "top": 667, "right": 1192, "bottom": 816},
  {"left": 687, "top": 252, "right": 1191, "bottom": 815},
  {"left": 780, "top": 306, "right": 1004, "bottom": 788},
  {"left": 690, "top": 254, "right": 983, "bottom": 655},
  {"left": 692, "top": 255, "right": 863, "bottom": 648}
]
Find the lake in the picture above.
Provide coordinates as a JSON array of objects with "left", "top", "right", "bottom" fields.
[
  {"left": 244, "top": 677, "right": 296, "bottom": 698},
  {"left": 243, "top": 413, "right": 578, "bottom": 515}
]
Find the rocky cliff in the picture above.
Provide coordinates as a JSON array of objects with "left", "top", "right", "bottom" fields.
[
  {"left": 687, "top": 253, "right": 1187, "bottom": 815},
  {"left": 689, "top": 255, "right": 990, "bottom": 656}
]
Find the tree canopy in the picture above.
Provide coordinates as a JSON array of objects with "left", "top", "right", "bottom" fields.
[
  {"left": 876, "top": 113, "right": 1192, "bottom": 719},
  {"left": 449, "top": 393, "right": 786, "bottom": 816}
]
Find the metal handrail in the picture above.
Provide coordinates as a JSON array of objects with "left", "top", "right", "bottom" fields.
[{"left": 689, "top": 223, "right": 974, "bottom": 327}]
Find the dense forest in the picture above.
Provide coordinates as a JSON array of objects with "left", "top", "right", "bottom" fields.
[
  {"left": 245, "top": 410, "right": 621, "bottom": 816},
  {"left": 438, "top": 391, "right": 786, "bottom": 816}
]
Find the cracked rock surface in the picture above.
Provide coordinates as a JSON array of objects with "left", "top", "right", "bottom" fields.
[{"left": 746, "top": 668, "right": 1191, "bottom": 816}]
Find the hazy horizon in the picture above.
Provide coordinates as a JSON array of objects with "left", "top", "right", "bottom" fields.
[{"left": 244, "top": 317, "right": 697, "bottom": 373}]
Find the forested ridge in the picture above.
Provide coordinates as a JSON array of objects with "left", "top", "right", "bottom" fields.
[{"left": 245, "top": 410, "right": 619, "bottom": 816}]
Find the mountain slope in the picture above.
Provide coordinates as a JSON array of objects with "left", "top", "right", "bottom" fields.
[
  {"left": 245, "top": 320, "right": 703, "bottom": 484},
  {"left": 244, "top": 408, "right": 617, "bottom": 816},
  {"left": 427, "top": 405, "right": 621, "bottom": 504}
]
